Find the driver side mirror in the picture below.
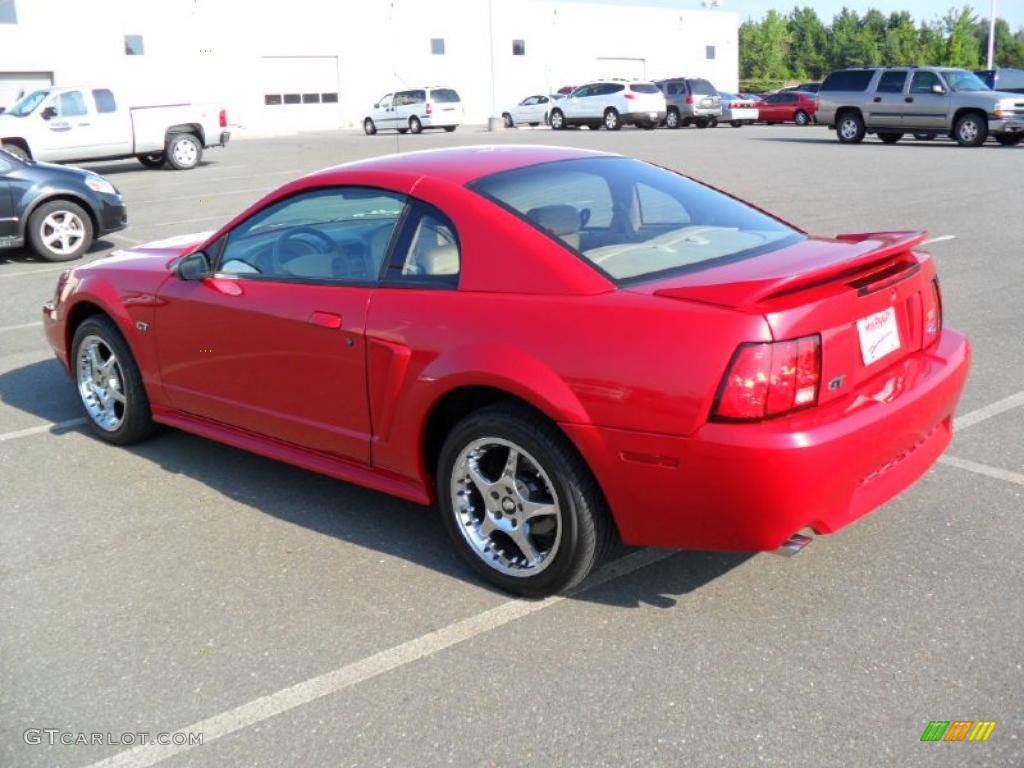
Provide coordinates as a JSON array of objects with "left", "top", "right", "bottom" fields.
[
  {"left": 0, "top": 107, "right": 5, "bottom": 114},
  {"left": 931, "top": 84, "right": 946, "bottom": 95},
  {"left": 41, "top": 106, "right": 57, "bottom": 120},
  {"left": 176, "top": 251, "right": 212, "bottom": 281}
]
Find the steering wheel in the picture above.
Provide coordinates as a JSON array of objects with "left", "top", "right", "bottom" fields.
[{"left": 269, "top": 226, "right": 336, "bottom": 273}]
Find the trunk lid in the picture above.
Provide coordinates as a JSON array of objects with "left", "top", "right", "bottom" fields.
[{"left": 633, "top": 231, "right": 938, "bottom": 406}]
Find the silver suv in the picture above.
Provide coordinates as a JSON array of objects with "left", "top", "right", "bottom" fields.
[
  {"left": 655, "top": 77, "right": 722, "bottom": 128},
  {"left": 816, "top": 66, "right": 1024, "bottom": 147}
]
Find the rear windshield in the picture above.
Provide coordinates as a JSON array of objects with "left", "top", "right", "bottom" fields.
[
  {"left": 689, "top": 79, "right": 717, "bottom": 95},
  {"left": 821, "top": 70, "right": 874, "bottom": 92},
  {"left": 470, "top": 157, "right": 802, "bottom": 283},
  {"left": 431, "top": 88, "right": 460, "bottom": 103},
  {"left": 630, "top": 83, "right": 660, "bottom": 94}
]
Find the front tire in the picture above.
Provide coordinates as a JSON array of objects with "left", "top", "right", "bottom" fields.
[
  {"left": 165, "top": 133, "right": 202, "bottom": 170},
  {"left": 603, "top": 108, "right": 622, "bottom": 131},
  {"left": 953, "top": 112, "right": 987, "bottom": 147},
  {"left": 836, "top": 111, "right": 866, "bottom": 144},
  {"left": 409, "top": 116, "right": 423, "bottom": 134},
  {"left": 363, "top": 118, "right": 377, "bottom": 135},
  {"left": 28, "top": 199, "right": 93, "bottom": 262},
  {"left": 71, "top": 315, "right": 155, "bottom": 445},
  {"left": 878, "top": 132, "right": 902, "bottom": 144},
  {"left": 438, "top": 404, "right": 613, "bottom": 596},
  {"left": 549, "top": 109, "right": 566, "bottom": 130},
  {"left": 994, "top": 133, "right": 1022, "bottom": 146},
  {"left": 137, "top": 153, "right": 166, "bottom": 169}
]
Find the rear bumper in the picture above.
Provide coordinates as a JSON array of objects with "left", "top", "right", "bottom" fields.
[
  {"left": 217, "top": 130, "right": 231, "bottom": 146},
  {"left": 564, "top": 329, "right": 970, "bottom": 551},
  {"left": 622, "top": 110, "right": 666, "bottom": 125}
]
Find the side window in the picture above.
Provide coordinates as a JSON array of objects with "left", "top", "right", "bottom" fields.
[
  {"left": 378, "top": 94, "right": 392, "bottom": 108},
  {"left": 573, "top": 85, "right": 591, "bottom": 98},
  {"left": 393, "top": 91, "right": 410, "bottom": 107},
  {"left": 217, "top": 187, "right": 407, "bottom": 282},
  {"left": 387, "top": 202, "right": 460, "bottom": 286},
  {"left": 875, "top": 71, "right": 908, "bottom": 93},
  {"left": 636, "top": 183, "right": 690, "bottom": 227},
  {"left": 411, "top": 89, "right": 426, "bottom": 104},
  {"left": 92, "top": 89, "right": 116, "bottom": 113},
  {"left": 56, "top": 91, "right": 87, "bottom": 118},
  {"left": 910, "top": 71, "right": 941, "bottom": 94},
  {"left": 606, "top": 84, "right": 625, "bottom": 95},
  {"left": 766, "top": 94, "right": 782, "bottom": 103}
]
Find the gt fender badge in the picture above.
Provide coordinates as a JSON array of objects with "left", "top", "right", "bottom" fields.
[
  {"left": 136, "top": 321, "right": 150, "bottom": 332},
  {"left": 828, "top": 374, "right": 845, "bottom": 391}
]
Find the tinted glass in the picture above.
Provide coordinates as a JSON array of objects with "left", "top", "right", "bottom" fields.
[
  {"left": 124, "top": 34, "right": 144, "bottom": 55},
  {"left": 8, "top": 89, "right": 47, "bottom": 116},
  {"left": 512, "top": 39, "right": 525, "bottom": 56},
  {"left": 322, "top": 92, "right": 339, "bottom": 103},
  {"left": 630, "top": 83, "right": 660, "bottom": 94},
  {"left": 875, "top": 71, "right": 908, "bottom": 93},
  {"left": 471, "top": 157, "right": 801, "bottom": 282},
  {"left": 92, "top": 89, "right": 116, "bottom": 113},
  {"left": 941, "top": 70, "right": 989, "bottom": 92},
  {"left": 218, "top": 187, "right": 407, "bottom": 282},
  {"left": 283, "top": 94, "right": 301, "bottom": 104},
  {"left": 689, "top": 79, "right": 716, "bottom": 95},
  {"left": 57, "top": 91, "right": 87, "bottom": 117},
  {"left": 909, "top": 71, "right": 941, "bottom": 94},
  {"left": 431, "top": 88, "right": 460, "bottom": 103},
  {"left": 0, "top": 0, "right": 16, "bottom": 23},
  {"left": 821, "top": 70, "right": 874, "bottom": 92},
  {"left": 430, "top": 38, "right": 444, "bottom": 55}
]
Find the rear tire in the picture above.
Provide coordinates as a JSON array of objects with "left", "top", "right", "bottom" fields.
[
  {"left": 71, "top": 315, "right": 155, "bottom": 445},
  {"left": 137, "top": 153, "right": 166, "bottom": 169},
  {"left": 1, "top": 142, "right": 29, "bottom": 161},
  {"left": 994, "top": 133, "right": 1022, "bottom": 146},
  {"left": 27, "top": 199, "right": 94, "bottom": 262},
  {"left": 836, "top": 111, "right": 866, "bottom": 144},
  {"left": 878, "top": 132, "right": 902, "bottom": 144},
  {"left": 794, "top": 110, "right": 810, "bottom": 126},
  {"left": 695, "top": 118, "right": 709, "bottom": 129},
  {"left": 603, "top": 108, "right": 622, "bottom": 131},
  {"left": 165, "top": 133, "right": 202, "bottom": 170},
  {"left": 953, "top": 112, "right": 987, "bottom": 147},
  {"left": 708, "top": 117, "right": 719, "bottom": 128},
  {"left": 363, "top": 118, "right": 377, "bottom": 135},
  {"left": 665, "top": 108, "right": 681, "bottom": 129},
  {"left": 409, "top": 116, "right": 423, "bottom": 134},
  {"left": 437, "top": 403, "right": 614, "bottom": 596}
]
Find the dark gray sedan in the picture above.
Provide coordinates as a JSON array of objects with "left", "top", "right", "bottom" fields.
[{"left": 0, "top": 149, "right": 126, "bottom": 261}]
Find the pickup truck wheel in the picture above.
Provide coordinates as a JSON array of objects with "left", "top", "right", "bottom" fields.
[
  {"left": 2, "top": 142, "right": 29, "bottom": 161},
  {"left": 878, "top": 132, "right": 902, "bottom": 144},
  {"left": 28, "top": 200, "right": 93, "bottom": 262},
  {"left": 836, "top": 111, "right": 866, "bottom": 143},
  {"left": 363, "top": 118, "right": 377, "bottom": 135},
  {"left": 438, "top": 403, "right": 614, "bottom": 596},
  {"left": 165, "top": 133, "right": 202, "bottom": 170},
  {"left": 995, "top": 133, "right": 1023, "bottom": 146},
  {"left": 137, "top": 153, "right": 166, "bottom": 169},
  {"left": 954, "top": 112, "right": 987, "bottom": 147}
]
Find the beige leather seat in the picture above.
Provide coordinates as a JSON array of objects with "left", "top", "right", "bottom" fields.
[
  {"left": 527, "top": 205, "right": 581, "bottom": 250},
  {"left": 422, "top": 244, "right": 459, "bottom": 275}
]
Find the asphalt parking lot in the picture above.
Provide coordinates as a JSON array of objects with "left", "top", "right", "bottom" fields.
[{"left": 1, "top": 124, "right": 1022, "bottom": 768}]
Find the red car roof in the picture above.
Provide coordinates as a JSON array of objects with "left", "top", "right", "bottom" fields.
[{"left": 304, "top": 145, "right": 611, "bottom": 187}]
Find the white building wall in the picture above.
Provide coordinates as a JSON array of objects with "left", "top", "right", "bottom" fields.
[{"left": 0, "top": 0, "right": 738, "bottom": 134}]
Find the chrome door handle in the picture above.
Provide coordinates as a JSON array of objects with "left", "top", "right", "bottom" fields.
[
  {"left": 309, "top": 311, "right": 342, "bottom": 329},
  {"left": 873, "top": 97, "right": 882, "bottom": 103}
]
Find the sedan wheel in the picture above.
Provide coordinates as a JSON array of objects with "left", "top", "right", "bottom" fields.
[
  {"left": 549, "top": 110, "right": 565, "bottom": 130},
  {"left": 794, "top": 110, "right": 810, "bottom": 126}
]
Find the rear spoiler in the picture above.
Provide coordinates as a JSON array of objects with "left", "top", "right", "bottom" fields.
[{"left": 653, "top": 230, "right": 927, "bottom": 309}]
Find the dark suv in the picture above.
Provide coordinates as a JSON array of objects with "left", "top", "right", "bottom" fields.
[
  {"left": 655, "top": 78, "right": 722, "bottom": 128},
  {"left": 974, "top": 68, "right": 1024, "bottom": 94}
]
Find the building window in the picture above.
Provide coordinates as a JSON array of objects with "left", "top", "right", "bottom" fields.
[
  {"left": 302, "top": 93, "right": 320, "bottom": 103},
  {"left": 92, "top": 89, "right": 117, "bottom": 113},
  {"left": 705, "top": 45, "right": 715, "bottom": 60},
  {"left": 283, "top": 93, "right": 301, "bottom": 104},
  {"left": 0, "top": 0, "right": 17, "bottom": 23},
  {"left": 321, "top": 92, "right": 338, "bottom": 103},
  {"left": 512, "top": 39, "right": 525, "bottom": 56},
  {"left": 430, "top": 38, "right": 445, "bottom": 55},
  {"left": 124, "top": 35, "right": 145, "bottom": 55},
  {"left": 264, "top": 94, "right": 282, "bottom": 105}
]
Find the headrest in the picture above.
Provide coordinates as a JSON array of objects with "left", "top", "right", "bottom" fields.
[
  {"left": 424, "top": 244, "right": 459, "bottom": 275},
  {"left": 527, "top": 205, "right": 580, "bottom": 237}
]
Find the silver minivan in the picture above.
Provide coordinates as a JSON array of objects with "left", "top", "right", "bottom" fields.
[{"left": 364, "top": 87, "right": 463, "bottom": 135}]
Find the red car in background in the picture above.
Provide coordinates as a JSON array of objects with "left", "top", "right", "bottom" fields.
[
  {"left": 755, "top": 91, "right": 818, "bottom": 125},
  {"left": 43, "top": 146, "right": 969, "bottom": 596}
]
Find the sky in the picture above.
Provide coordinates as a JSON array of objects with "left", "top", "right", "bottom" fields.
[{"left": 572, "top": 0, "right": 1024, "bottom": 30}]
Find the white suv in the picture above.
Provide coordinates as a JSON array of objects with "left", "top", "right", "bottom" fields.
[
  {"left": 364, "top": 87, "right": 463, "bottom": 135},
  {"left": 549, "top": 80, "right": 666, "bottom": 130}
]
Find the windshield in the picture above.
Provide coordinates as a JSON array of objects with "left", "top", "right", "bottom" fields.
[
  {"left": 7, "top": 90, "right": 48, "bottom": 117},
  {"left": 941, "top": 71, "right": 990, "bottom": 92},
  {"left": 470, "top": 157, "right": 802, "bottom": 283}
]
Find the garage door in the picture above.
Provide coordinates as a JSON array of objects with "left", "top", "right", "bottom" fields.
[
  {"left": 260, "top": 56, "right": 341, "bottom": 132},
  {"left": 594, "top": 58, "right": 647, "bottom": 81},
  {"left": 0, "top": 71, "right": 54, "bottom": 110}
]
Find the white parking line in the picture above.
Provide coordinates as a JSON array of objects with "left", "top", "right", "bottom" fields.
[
  {"left": 0, "top": 321, "right": 43, "bottom": 333},
  {"left": 921, "top": 234, "right": 957, "bottom": 246},
  {"left": 79, "top": 547, "right": 675, "bottom": 768},
  {"left": 0, "top": 417, "right": 86, "bottom": 442},
  {"left": 954, "top": 391, "right": 1024, "bottom": 431},
  {"left": 939, "top": 455, "right": 1024, "bottom": 487},
  {"left": 0, "top": 265, "right": 69, "bottom": 279}
]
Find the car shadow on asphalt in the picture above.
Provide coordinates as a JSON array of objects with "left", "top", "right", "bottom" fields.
[
  {"left": 79, "top": 160, "right": 221, "bottom": 176},
  {"left": 0, "top": 239, "right": 117, "bottom": 267},
  {"left": 751, "top": 136, "right": 1015, "bottom": 149},
  {"left": 0, "top": 358, "right": 753, "bottom": 609}
]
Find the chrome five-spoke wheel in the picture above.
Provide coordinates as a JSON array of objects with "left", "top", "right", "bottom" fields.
[
  {"left": 40, "top": 210, "right": 86, "bottom": 258},
  {"left": 451, "top": 438, "right": 561, "bottom": 577},
  {"left": 76, "top": 334, "right": 127, "bottom": 431}
]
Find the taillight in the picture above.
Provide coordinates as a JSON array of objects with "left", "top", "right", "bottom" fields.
[
  {"left": 923, "top": 277, "right": 942, "bottom": 346},
  {"left": 685, "top": 94, "right": 694, "bottom": 105},
  {"left": 219, "top": 109, "right": 227, "bottom": 128},
  {"left": 712, "top": 335, "right": 821, "bottom": 421},
  {"left": 426, "top": 102, "right": 433, "bottom": 114},
  {"left": 624, "top": 93, "right": 635, "bottom": 100}
]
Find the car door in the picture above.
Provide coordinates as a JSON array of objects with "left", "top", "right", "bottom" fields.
[
  {"left": 373, "top": 93, "right": 394, "bottom": 130},
  {"left": 513, "top": 96, "right": 538, "bottom": 124},
  {"left": 87, "top": 88, "right": 132, "bottom": 156},
  {"left": 868, "top": 70, "right": 908, "bottom": 129},
  {"left": 153, "top": 185, "right": 409, "bottom": 464},
  {"left": 0, "top": 153, "right": 16, "bottom": 242},
  {"left": 36, "top": 90, "right": 98, "bottom": 160},
  {"left": 903, "top": 71, "right": 950, "bottom": 131},
  {"left": 563, "top": 85, "right": 592, "bottom": 120},
  {"left": 760, "top": 93, "right": 784, "bottom": 121}
]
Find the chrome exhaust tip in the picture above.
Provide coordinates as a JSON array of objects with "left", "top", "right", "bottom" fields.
[{"left": 777, "top": 532, "right": 813, "bottom": 557}]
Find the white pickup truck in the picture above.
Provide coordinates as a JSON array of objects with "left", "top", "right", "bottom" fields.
[{"left": 0, "top": 86, "right": 230, "bottom": 170}]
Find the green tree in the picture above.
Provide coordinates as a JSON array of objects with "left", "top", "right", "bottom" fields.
[
  {"left": 787, "top": 6, "right": 828, "bottom": 79},
  {"left": 943, "top": 6, "right": 981, "bottom": 67},
  {"left": 882, "top": 11, "right": 922, "bottom": 65},
  {"left": 829, "top": 8, "right": 881, "bottom": 69},
  {"left": 741, "top": 10, "right": 791, "bottom": 81}
]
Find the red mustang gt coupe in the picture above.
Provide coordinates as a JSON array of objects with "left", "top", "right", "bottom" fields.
[{"left": 43, "top": 146, "right": 969, "bottom": 595}]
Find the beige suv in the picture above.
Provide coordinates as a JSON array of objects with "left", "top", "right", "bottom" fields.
[{"left": 815, "top": 66, "right": 1024, "bottom": 147}]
